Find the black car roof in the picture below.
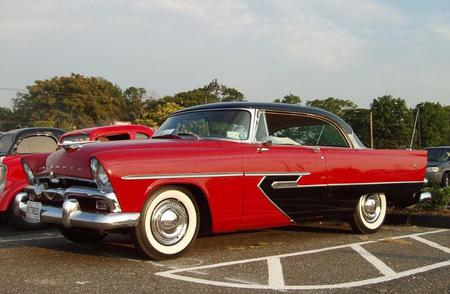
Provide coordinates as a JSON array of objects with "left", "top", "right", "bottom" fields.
[
  {"left": 175, "top": 102, "right": 353, "bottom": 133},
  {"left": 1, "top": 127, "right": 65, "bottom": 138}
]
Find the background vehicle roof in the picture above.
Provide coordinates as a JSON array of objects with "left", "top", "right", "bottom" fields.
[
  {"left": 175, "top": 102, "right": 353, "bottom": 133},
  {"left": 61, "top": 124, "right": 153, "bottom": 138},
  {"left": 1, "top": 127, "right": 65, "bottom": 138}
]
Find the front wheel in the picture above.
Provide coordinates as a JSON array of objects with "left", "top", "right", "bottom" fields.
[
  {"left": 132, "top": 186, "right": 199, "bottom": 260},
  {"left": 350, "top": 193, "right": 386, "bottom": 234}
]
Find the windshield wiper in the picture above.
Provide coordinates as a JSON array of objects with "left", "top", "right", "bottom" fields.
[
  {"left": 151, "top": 134, "right": 182, "bottom": 139},
  {"left": 176, "top": 132, "right": 200, "bottom": 140}
]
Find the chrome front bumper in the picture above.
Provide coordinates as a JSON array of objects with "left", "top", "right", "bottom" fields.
[{"left": 14, "top": 192, "right": 140, "bottom": 230}]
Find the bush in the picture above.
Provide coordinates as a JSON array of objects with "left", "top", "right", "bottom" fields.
[{"left": 418, "top": 186, "right": 450, "bottom": 211}]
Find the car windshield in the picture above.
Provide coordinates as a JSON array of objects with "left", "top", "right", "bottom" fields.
[
  {"left": 154, "top": 110, "right": 251, "bottom": 141},
  {"left": 427, "top": 148, "right": 450, "bottom": 162},
  {"left": 0, "top": 134, "right": 14, "bottom": 155}
]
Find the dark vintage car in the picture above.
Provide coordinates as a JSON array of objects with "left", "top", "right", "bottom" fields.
[
  {"left": 15, "top": 103, "right": 427, "bottom": 259},
  {"left": 0, "top": 128, "right": 65, "bottom": 227},
  {"left": 425, "top": 146, "right": 450, "bottom": 187}
]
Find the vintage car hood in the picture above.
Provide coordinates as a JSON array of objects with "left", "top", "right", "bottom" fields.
[{"left": 40, "top": 139, "right": 227, "bottom": 179}]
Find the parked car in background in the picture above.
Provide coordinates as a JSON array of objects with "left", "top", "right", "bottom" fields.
[
  {"left": 0, "top": 128, "right": 65, "bottom": 228},
  {"left": 425, "top": 146, "right": 450, "bottom": 187},
  {"left": 60, "top": 124, "right": 153, "bottom": 143},
  {"left": 15, "top": 103, "right": 427, "bottom": 259},
  {"left": 2, "top": 125, "right": 153, "bottom": 229}
]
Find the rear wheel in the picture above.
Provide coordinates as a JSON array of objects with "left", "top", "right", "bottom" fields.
[
  {"left": 58, "top": 227, "right": 107, "bottom": 243},
  {"left": 132, "top": 186, "right": 199, "bottom": 260},
  {"left": 350, "top": 193, "right": 386, "bottom": 234}
]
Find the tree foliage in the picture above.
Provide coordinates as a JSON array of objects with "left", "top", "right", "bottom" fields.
[
  {"left": 11, "top": 74, "right": 126, "bottom": 130},
  {"left": 370, "top": 95, "right": 412, "bottom": 149},
  {"left": 306, "top": 97, "right": 357, "bottom": 117},
  {"left": 273, "top": 93, "right": 301, "bottom": 104},
  {"left": 413, "top": 102, "right": 450, "bottom": 148}
]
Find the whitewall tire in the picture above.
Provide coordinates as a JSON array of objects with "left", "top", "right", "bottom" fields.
[
  {"left": 350, "top": 193, "right": 386, "bottom": 234},
  {"left": 132, "top": 186, "right": 199, "bottom": 260}
]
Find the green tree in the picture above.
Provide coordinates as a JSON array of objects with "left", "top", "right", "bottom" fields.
[
  {"left": 123, "top": 87, "right": 147, "bottom": 122},
  {"left": 0, "top": 107, "right": 14, "bottom": 131},
  {"left": 370, "top": 95, "right": 412, "bottom": 149},
  {"left": 136, "top": 101, "right": 183, "bottom": 127},
  {"left": 12, "top": 74, "right": 126, "bottom": 129},
  {"left": 274, "top": 93, "right": 301, "bottom": 104},
  {"left": 414, "top": 102, "right": 450, "bottom": 148},
  {"left": 343, "top": 108, "right": 371, "bottom": 147},
  {"left": 306, "top": 97, "right": 357, "bottom": 117}
]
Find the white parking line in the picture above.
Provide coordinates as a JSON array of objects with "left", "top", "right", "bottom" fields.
[
  {"left": 156, "top": 229, "right": 450, "bottom": 290},
  {"left": 267, "top": 257, "right": 285, "bottom": 289},
  {"left": 350, "top": 244, "right": 396, "bottom": 277},
  {"left": 410, "top": 235, "right": 450, "bottom": 254},
  {"left": 0, "top": 234, "right": 62, "bottom": 243}
]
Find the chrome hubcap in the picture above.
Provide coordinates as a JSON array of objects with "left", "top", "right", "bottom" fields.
[
  {"left": 361, "top": 194, "right": 381, "bottom": 223},
  {"left": 151, "top": 199, "right": 188, "bottom": 245}
]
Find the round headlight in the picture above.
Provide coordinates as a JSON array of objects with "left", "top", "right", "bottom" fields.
[
  {"left": 21, "top": 161, "right": 35, "bottom": 184},
  {"left": 90, "top": 158, "right": 112, "bottom": 191}
]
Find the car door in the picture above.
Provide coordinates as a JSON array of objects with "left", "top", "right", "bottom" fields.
[{"left": 240, "top": 111, "right": 328, "bottom": 229}]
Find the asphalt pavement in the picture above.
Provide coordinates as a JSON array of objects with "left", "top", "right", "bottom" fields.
[{"left": 0, "top": 221, "right": 448, "bottom": 293}]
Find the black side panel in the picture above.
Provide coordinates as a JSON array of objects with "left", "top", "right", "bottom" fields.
[
  {"left": 258, "top": 176, "right": 328, "bottom": 221},
  {"left": 260, "top": 177, "right": 423, "bottom": 222}
]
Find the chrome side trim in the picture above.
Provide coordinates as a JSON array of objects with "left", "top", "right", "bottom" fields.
[
  {"left": 245, "top": 172, "right": 310, "bottom": 177},
  {"left": 327, "top": 181, "right": 424, "bottom": 187},
  {"left": 122, "top": 172, "right": 244, "bottom": 180},
  {"left": 270, "top": 172, "right": 311, "bottom": 189}
]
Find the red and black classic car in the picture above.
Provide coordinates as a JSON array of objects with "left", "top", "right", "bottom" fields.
[
  {"left": 0, "top": 128, "right": 64, "bottom": 227},
  {"left": 15, "top": 103, "right": 427, "bottom": 259},
  {"left": 3, "top": 125, "right": 153, "bottom": 229}
]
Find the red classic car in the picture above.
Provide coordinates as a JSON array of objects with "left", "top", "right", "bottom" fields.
[
  {"left": 15, "top": 103, "right": 427, "bottom": 259},
  {"left": 0, "top": 128, "right": 65, "bottom": 227},
  {"left": 60, "top": 124, "right": 154, "bottom": 143},
  {"left": 3, "top": 125, "right": 153, "bottom": 229}
]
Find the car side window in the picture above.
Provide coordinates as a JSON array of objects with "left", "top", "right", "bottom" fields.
[
  {"left": 96, "top": 133, "right": 130, "bottom": 141},
  {"left": 16, "top": 136, "right": 58, "bottom": 154},
  {"left": 255, "top": 112, "right": 269, "bottom": 142},
  {"left": 265, "top": 112, "right": 349, "bottom": 147}
]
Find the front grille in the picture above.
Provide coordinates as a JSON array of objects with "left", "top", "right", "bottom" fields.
[{"left": 37, "top": 177, "right": 97, "bottom": 189}]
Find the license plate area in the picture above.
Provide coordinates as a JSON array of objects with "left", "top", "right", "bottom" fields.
[{"left": 26, "top": 201, "right": 42, "bottom": 223}]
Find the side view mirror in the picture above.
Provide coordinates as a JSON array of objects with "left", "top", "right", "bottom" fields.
[{"left": 257, "top": 140, "right": 272, "bottom": 153}]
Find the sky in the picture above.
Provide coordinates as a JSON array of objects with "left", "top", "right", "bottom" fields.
[{"left": 0, "top": 0, "right": 449, "bottom": 108}]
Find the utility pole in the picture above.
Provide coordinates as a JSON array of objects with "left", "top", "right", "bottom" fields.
[
  {"left": 410, "top": 103, "right": 423, "bottom": 150},
  {"left": 369, "top": 111, "right": 374, "bottom": 148}
]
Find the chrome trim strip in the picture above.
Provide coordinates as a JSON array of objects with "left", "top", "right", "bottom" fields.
[
  {"left": 245, "top": 172, "right": 311, "bottom": 177},
  {"left": 122, "top": 172, "right": 244, "bottom": 180},
  {"left": 269, "top": 173, "right": 311, "bottom": 190},
  {"left": 327, "top": 181, "right": 424, "bottom": 187}
]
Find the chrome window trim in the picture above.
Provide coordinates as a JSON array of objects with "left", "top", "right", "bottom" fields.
[
  {"left": 256, "top": 110, "right": 354, "bottom": 148},
  {"left": 158, "top": 108, "right": 257, "bottom": 144}
]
